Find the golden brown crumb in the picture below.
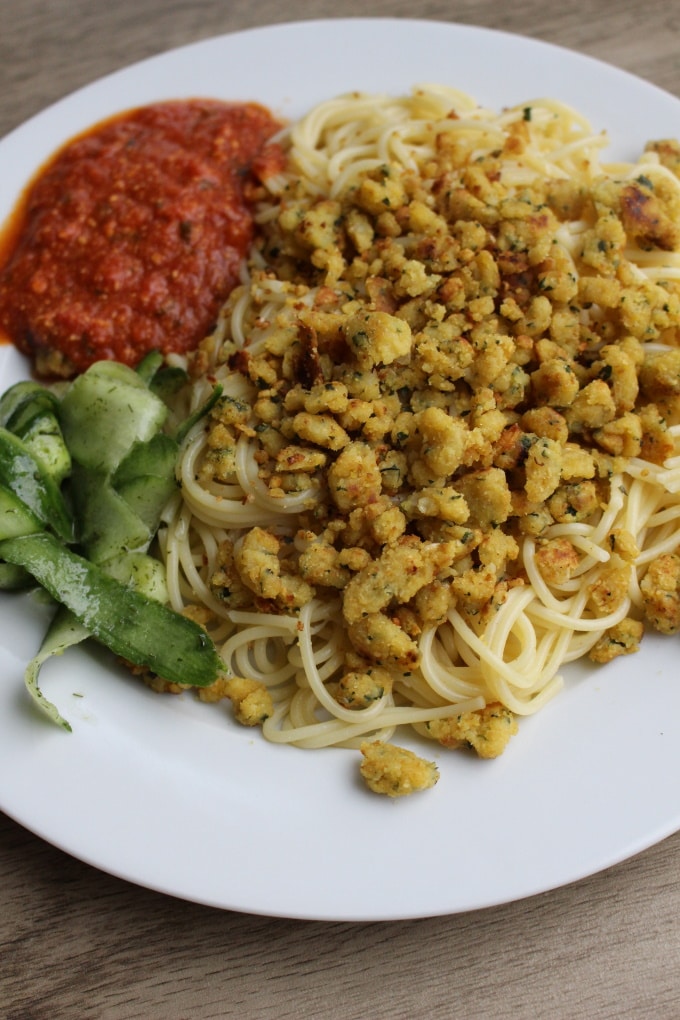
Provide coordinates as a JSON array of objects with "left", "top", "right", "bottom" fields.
[
  {"left": 640, "top": 554, "right": 680, "bottom": 634},
  {"left": 588, "top": 618, "right": 644, "bottom": 662},
  {"left": 359, "top": 740, "right": 439, "bottom": 797},
  {"left": 335, "top": 667, "right": 393, "bottom": 709},
  {"left": 427, "top": 704, "right": 518, "bottom": 759},
  {"left": 198, "top": 676, "right": 274, "bottom": 726}
]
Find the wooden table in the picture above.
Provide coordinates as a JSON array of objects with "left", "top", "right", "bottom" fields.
[{"left": 1, "top": 1, "right": 679, "bottom": 1016}]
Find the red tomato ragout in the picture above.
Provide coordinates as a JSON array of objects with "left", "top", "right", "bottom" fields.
[{"left": 0, "top": 99, "right": 284, "bottom": 376}]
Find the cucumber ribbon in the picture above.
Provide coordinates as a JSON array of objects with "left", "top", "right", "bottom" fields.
[{"left": 0, "top": 355, "right": 223, "bottom": 729}]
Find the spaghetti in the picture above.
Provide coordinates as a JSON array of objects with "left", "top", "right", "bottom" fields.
[{"left": 158, "top": 87, "right": 680, "bottom": 762}]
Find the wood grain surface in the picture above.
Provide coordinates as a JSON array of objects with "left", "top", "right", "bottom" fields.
[{"left": 1, "top": 1, "right": 680, "bottom": 1017}]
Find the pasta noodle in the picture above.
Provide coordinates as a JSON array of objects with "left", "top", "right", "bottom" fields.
[{"left": 158, "top": 86, "right": 680, "bottom": 764}]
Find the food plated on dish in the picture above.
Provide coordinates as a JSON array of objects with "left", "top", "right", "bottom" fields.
[
  {"left": 1, "top": 79, "right": 679, "bottom": 800},
  {"left": 2, "top": 20, "right": 680, "bottom": 920}
]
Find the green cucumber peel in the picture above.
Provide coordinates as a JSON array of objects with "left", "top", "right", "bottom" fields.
[
  {"left": 0, "top": 428, "right": 73, "bottom": 542},
  {"left": 110, "top": 432, "right": 179, "bottom": 532},
  {"left": 0, "top": 380, "right": 71, "bottom": 484},
  {"left": 0, "top": 532, "right": 224, "bottom": 689},
  {"left": 0, "top": 381, "right": 60, "bottom": 427},
  {"left": 134, "top": 351, "right": 165, "bottom": 386},
  {"left": 69, "top": 464, "right": 155, "bottom": 563},
  {"left": 24, "top": 607, "right": 91, "bottom": 731},
  {"left": 23, "top": 553, "right": 170, "bottom": 730},
  {"left": 0, "top": 484, "right": 43, "bottom": 541},
  {"left": 150, "top": 365, "right": 189, "bottom": 403},
  {"left": 59, "top": 361, "right": 168, "bottom": 474},
  {"left": 135, "top": 351, "right": 188, "bottom": 402},
  {"left": 174, "top": 384, "right": 223, "bottom": 445}
]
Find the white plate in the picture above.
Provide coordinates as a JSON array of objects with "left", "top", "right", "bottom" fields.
[{"left": 1, "top": 18, "right": 679, "bottom": 922}]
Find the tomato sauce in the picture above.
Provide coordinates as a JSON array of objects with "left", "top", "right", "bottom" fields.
[{"left": 0, "top": 99, "right": 284, "bottom": 376}]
